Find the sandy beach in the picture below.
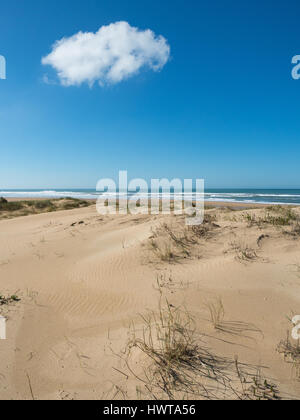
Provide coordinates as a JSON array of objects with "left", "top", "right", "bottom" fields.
[{"left": 0, "top": 201, "right": 300, "bottom": 400}]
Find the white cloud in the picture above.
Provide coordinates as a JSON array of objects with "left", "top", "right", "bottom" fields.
[{"left": 42, "top": 21, "right": 170, "bottom": 87}]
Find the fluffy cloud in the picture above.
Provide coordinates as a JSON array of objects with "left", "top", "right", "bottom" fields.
[{"left": 42, "top": 21, "right": 170, "bottom": 86}]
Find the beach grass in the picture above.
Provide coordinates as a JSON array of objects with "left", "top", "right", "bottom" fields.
[
  {"left": 147, "top": 215, "right": 219, "bottom": 264},
  {"left": 113, "top": 281, "right": 280, "bottom": 400},
  {"left": 277, "top": 333, "right": 300, "bottom": 380},
  {"left": 0, "top": 197, "right": 93, "bottom": 220}
]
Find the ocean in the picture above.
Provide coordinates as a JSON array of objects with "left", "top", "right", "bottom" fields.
[{"left": 1, "top": 189, "right": 300, "bottom": 205}]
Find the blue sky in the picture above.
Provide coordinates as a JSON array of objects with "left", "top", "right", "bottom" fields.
[{"left": 1, "top": 0, "right": 300, "bottom": 189}]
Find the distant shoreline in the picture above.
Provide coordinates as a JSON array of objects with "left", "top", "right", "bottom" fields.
[
  {"left": 2, "top": 188, "right": 300, "bottom": 206},
  {"left": 4, "top": 197, "right": 297, "bottom": 210}
]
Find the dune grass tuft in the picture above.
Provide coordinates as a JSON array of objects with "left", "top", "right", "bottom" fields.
[
  {"left": 230, "top": 241, "right": 258, "bottom": 263},
  {"left": 277, "top": 332, "right": 300, "bottom": 379},
  {"left": 148, "top": 215, "right": 219, "bottom": 264},
  {"left": 111, "top": 281, "right": 280, "bottom": 400}
]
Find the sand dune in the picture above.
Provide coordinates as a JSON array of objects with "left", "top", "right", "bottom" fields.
[{"left": 1, "top": 203, "right": 300, "bottom": 399}]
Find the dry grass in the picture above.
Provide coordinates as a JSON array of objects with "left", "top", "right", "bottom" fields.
[
  {"left": 206, "top": 298, "right": 225, "bottom": 329},
  {"left": 234, "top": 358, "right": 280, "bottom": 400},
  {"left": 230, "top": 241, "right": 258, "bottom": 263},
  {"left": 291, "top": 223, "right": 300, "bottom": 236},
  {"left": 122, "top": 298, "right": 231, "bottom": 399},
  {"left": 206, "top": 298, "right": 262, "bottom": 339},
  {"left": 154, "top": 274, "right": 190, "bottom": 293},
  {"left": 284, "top": 222, "right": 300, "bottom": 238},
  {"left": 148, "top": 215, "right": 219, "bottom": 263},
  {"left": 111, "top": 284, "right": 279, "bottom": 400},
  {"left": 277, "top": 332, "right": 300, "bottom": 380}
]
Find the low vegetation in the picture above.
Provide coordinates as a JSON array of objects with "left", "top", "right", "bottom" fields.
[
  {"left": 112, "top": 284, "right": 280, "bottom": 400},
  {"left": 148, "top": 215, "right": 219, "bottom": 263},
  {"left": 0, "top": 294, "right": 20, "bottom": 306},
  {"left": 244, "top": 206, "right": 299, "bottom": 228},
  {"left": 0, "top": 197, "right": 92, "bottom": 220},
  {"left": 284, "top": 222, "right": 300, "bottom": 238},
  {"left": 277, "top": 333, "right": 300, "bottom": 380},
  {"left": 230, "top": 241, "right": 258, "bottom": 263}
]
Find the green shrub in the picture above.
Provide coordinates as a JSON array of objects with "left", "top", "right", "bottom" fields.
[
  {"left": 0, "top": 201, "right": 24, "bottom": 211},
  {"left": 61, "top": 199, "right": 90, "bottom": 210},
  {"left": 33, "top": 200, "right": 55, "bottom": 209}
]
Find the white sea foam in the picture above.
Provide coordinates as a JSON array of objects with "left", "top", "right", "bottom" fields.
[{"left": 1, "top": 190, "right": 300, "bottom": 205}]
